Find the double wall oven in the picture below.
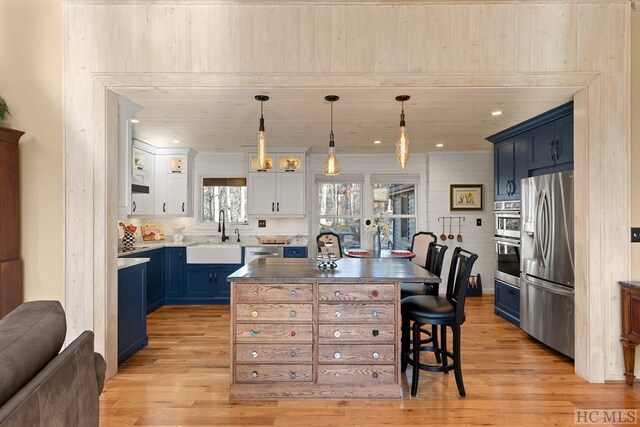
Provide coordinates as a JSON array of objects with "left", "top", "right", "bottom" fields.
[{"left": 492, "top": 201, "right": 521, "bottom": 289}]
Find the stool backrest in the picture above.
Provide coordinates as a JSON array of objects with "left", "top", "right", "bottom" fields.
[
  {"left": 410, "top": 232, "right": 437, "bottom": 268},
  {"left": 316, "top": 232, "right": 343, "bottom": 258},
  {"left": 426, "top": 243, "right": 448, "bottom": 277},
  {"left": 445, "top": 247, "right": 479, "bottom": 324}
]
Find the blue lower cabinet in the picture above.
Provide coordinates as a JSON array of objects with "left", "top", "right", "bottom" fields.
[
  {"left": 123, "top": 249, "right": 164, "bottom": 314},
  {"left": 181, "top": 263, "right": 242, "bottom": 304},
  {"left": 118, "top": 263, "right": 148, "bottom": 364},
  {"left": 164, "top": 248, "right": 186, "bottom": 302},
  {"left": 284, "top": 246, "right": 308, "bottom": 258},
  {"left": 494, "top": 279, "right": 520, "bottom": 327}
]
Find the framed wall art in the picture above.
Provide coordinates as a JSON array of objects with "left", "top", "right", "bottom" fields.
[{"left": 450, "top": 184, "right": 483, "bottom": 211}]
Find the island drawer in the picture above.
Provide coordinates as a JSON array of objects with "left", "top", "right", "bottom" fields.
[
  {"left": 318, "top": 344, "right": 395, "bottom": 364},
  {"left": 318, "top": 303, "right": 394, "bottom": 323},
  {"left": 318, "top": 284, "right": 395, "bottom": 302},
  {"left": 236, "top": 304, "right": 313, "bottom": 322},
  {"left": 235, "top": 284, "right": 313, "bottom": 302},
  {"left": 235, "top": 364, "right": 313, "bottom": 383},
  {"left": 236, "top": 323, "right": 313, "bottom": 343},
  {"left": 235, "top": 344, "right": 313, "bottom": 363},
  {"left": 318, "top": 323, "right": 395, "bottom": 343},
  {"left": 316, "top": 364, "right": 395, "bottom": 385}
]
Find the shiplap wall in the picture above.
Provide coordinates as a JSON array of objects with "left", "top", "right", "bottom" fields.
[
  {"left": 427, "top": 152, "right": 494, "bottom": 292},
  {"left": 64, "top": 1, "right": 631, "bottom": 381}
]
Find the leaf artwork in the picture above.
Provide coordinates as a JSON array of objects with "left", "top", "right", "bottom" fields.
[{"left": 457, "top": 191, "right": 475, "bottom": 205}]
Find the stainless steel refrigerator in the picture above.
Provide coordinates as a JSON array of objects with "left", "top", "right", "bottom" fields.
[{"left": 520, "top": 171, "right": 574, "bottom": 358}]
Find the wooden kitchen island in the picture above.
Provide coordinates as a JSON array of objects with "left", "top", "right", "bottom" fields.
[{"left": 227, "top": 257, "right": 439, "bottom": 401}]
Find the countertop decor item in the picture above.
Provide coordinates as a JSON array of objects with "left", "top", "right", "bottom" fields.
[
  {"left": 172, "top": 225, "right": 185, "bottom": 243},
  {"left": 141, "top": 222, "right": 164, "bottom": 241},
  {"left": 118, "top": 222, "right": 137, "bottom": 251},
  {"left": 395, "top": 95, "right": 411, "bottom": 170},
  {"left": 0, "top": 97, "right": 9, "bottom": 125},
  {"left": 365, "top": 218, "right": 390, "bottom": 255}
]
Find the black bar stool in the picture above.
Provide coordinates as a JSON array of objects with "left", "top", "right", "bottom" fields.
[{"left": 401, "top": 247, "right": 478, "bottom": 397}]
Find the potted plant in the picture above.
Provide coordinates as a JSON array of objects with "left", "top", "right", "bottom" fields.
[{"left": 0, "top": 96, "right": 9, "bottom": 125}]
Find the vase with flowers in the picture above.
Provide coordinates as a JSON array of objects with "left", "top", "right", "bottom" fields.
[{"left": 364, "top": 218, "right": 391, "bottom": 255}]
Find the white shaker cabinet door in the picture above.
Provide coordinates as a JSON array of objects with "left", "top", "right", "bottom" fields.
[
  {"left": 166, "top": 174, "right": 188, "bottom": 215},
  {"left": 248, "top": 173, "right": 277, "bottom": 215},
  {"left": 276, "top": 173, "right": 305, "bottom": 216},
  {"left": 154, "top": 155, "right": 168, "bottom": 215}
]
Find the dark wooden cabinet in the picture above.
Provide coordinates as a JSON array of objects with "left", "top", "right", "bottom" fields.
[
  {"left": 494, "top": 279, "right": 520, "bottom": 327},
  {"left": 118, "top": 262, "right": 148, "bottom": 364},
  {"left": 619, "top": 281, "right": 640, "bottom": 386},
  {"left": 0, "top": 127, "right": 24, "bottom": 319}
]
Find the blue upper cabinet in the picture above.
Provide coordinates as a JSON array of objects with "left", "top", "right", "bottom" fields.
[
  {"left": 493, "top": 135, "right": 528, "bottom": 201},
  {"left": 528, "top": 114, "right": 574, "bottom": 174},
  {"left": 488, "top": 101, "right": 573, "bottom": 200}
]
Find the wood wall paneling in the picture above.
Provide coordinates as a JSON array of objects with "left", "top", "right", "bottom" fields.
[{"left": 64, "top": 2, "right": 631, "bottom": 383}]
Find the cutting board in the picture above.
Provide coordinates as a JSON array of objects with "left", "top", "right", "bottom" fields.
[{"left": 258, "top": 237, "right": 292, "bottom": 245}]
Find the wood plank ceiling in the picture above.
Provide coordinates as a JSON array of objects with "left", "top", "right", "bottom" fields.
[{"left": 116, "top": 86, "right": 576, "bottom": 153}]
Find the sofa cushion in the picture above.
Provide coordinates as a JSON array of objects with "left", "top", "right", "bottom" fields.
[{"left": 0, "top": 301, "right": 66, "bottom": 406}]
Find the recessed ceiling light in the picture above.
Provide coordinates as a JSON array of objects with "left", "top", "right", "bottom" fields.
[
  {"left": 130, "top": 118, "right": 139, "bottom": 124},
  {"left": 373, "top": 140, "right": 382, "bottom": 145},
  {"left": 172, "top": 139, "right": 180, "bottom": 144},
  {"left": 491, "top": 111, "right": 503, "bottom": 116},
  {"left": 436, "top": 143, "right": 444, "bottom": 148}
]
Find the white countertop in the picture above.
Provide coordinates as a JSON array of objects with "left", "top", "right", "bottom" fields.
[
  {"left": 118, "top": 236, "right": 308, "bottom": 257},
  {"left": 117, "top": 257, "right": 150, "bottom": 269}
]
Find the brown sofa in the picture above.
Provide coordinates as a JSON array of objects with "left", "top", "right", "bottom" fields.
[{"left": 0, "top": 301, "right": 106, "bottom": 427}]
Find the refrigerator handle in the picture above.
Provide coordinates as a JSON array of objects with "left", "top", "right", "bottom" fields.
[{"left": 523, "top": 275, "right": 574, "bottom": 297}]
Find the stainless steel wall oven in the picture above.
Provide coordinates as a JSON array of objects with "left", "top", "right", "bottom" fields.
[{"left": 493, "top": 201, "right": 521, "bottom": 289}]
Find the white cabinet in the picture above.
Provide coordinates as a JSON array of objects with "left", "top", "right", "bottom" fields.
[
  {"left": 154, "top": 153, "right": 195, "bottom": 216},
  {"left": 247, "top": 151, "right": 306, "bottom": 217},
  {"left": 117, "top": 96, "right": 142, "bottom": 217},
  {"left": 130, "top": 147, "right": 155, "bottom": 216}
]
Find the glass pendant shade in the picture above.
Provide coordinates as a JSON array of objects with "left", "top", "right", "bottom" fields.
[
  {"left": 323, "top": 95, "right": 340, "bottom": 176},
  {"left": 323, "top": 142, "right": 340, "bottom": 176},
  {"left": 395, "top": 95, "right": 411, "bottom": 170},
  {"left": 255, "top": 95, "right": 269, "bottom": 169}
]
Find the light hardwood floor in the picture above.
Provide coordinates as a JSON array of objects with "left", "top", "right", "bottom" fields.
[{"left": 100, "top": 296, "right": 640, "bottom": 426}]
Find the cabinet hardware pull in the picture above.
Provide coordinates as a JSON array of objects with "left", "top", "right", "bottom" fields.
[
  {"left": 334, "top": 311, "right": 341, "bottom": 318},
  {"left": 372, "top": 330, "right": 379, "bottom": 337},
  {"left": 290, "top": 351, "right": 296, "bottom": 358},
  {"left": 251, "top": 310, "right": 258, "bottom": 317},
  {"left": 334, "top": 290, "right": 341, "bottom": 297},
  {"left": 272, "top": 202, "right": 275, "bottom": 212},
  {"left": 290, "top": 331, "right": 297, "bottom": 337},
  {"left": 371, "top": 311, "right": 379, "bottom": 318},
  {"left": 132, "top": 201, "right": 136, "bottom": 212},
  {"left": 334, "top": 352, "right": 341, "bottom": 359},
  {"left": 251, "top": 351, "right": 258, "bottom": 358},
  {"left": 182, "top": 202, "right": 185, "bottom": 212},
  {"left": 289, "top": 289, "right": 297, "bottom": 297},
  {"left": 209, "top": 273, "right": 212, "bottom": 283},
  {"left": 371, "top": 290, "right": 379, "bottom": 297},
  {"left": 289, "top": 372, "right": 296, "bottom": 379},
  {"left": 334, "top": 330, "right": 341, "bottom": 338},
  {"left": 250, "top": 330, "right": 260, "bottom": 337},
  {"left": 372, "top": 352, "right": 380, "bottom": 359},
  {"left": 251, "top": 371, "right": 258, "bottom": 378},
  {"left": 163, "top": 202, "right": 166, "bottom": 212},
  {"left": 277, "top": 202, "right": 280, "bottom": 212},
  {"left": 372, "top": 372, "right": 379, "bottom": 379},
  {"left": 506, "top": 181, "right": 510, "bottom": 195},
  {"left": 511, "top": 179, "right": 516, "bottom": 195}
]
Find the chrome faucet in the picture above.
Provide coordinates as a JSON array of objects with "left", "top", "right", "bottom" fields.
[
  {"left": 234, "top": 228, "right": 240, "bottom": 242},
  {"left": 218, "top": 210, "right": 229, "bottom": 242}
]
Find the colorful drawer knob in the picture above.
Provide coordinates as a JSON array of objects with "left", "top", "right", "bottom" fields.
[
  {"left": 289, "top": 310, "right": 297, "bottom": 318},
  {"left": 251, "top": 351, "right": 258, "bottom": 358},
  {"left": 289, "top": 372, "right": 296, "bottom": 379},
  {"left": 334, "top": 330, "right": 341, "bottom": 338},
  {"left": 334, "top": 311, "right": 341, "bottom": 318},
  {"left": 371, "top": 311, "right": 379, "bottom": 318},
  {"left": 250, "top": 330, "right": 260, "bottom": 337},
  {"left": 251, "top": 371, "right": 258, "bottom": 378},
  {"left": 372, "top": 352, "right": 380, "bottom": 359},
  {"left": 334, "top": 352, "right": 341, "bottom": 359},
  {"left": 334, "top": 290, "right": 341, "bottom": 297},
  {"left": 251, "top": 310, "right": 258, "bottom": 317},
  {"left": 289, "top": 289, "right": 297, "bottom": 297},
  {"left": 290, "top": 351, "right": 296, "bottom": 358}
]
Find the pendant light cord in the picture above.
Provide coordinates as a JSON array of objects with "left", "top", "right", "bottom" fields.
[{"left": 330, "top": 100, "right": 335, "bottom": 143}]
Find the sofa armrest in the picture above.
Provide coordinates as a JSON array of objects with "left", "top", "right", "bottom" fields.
[
  {"left": 0, "top": 331, "right": 103, "bottom": 427},
  {"left": 93, "top": 352, "right": 106, "bottom": 394}
]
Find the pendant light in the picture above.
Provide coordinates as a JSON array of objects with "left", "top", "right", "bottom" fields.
[
  {"left": 255, "top": 95, "right": 269, "bottom": 169},
  {"left": 323, "top": 95, "right": 341, "bottom": 176},
  {"left": 395, "top": 95, "right": 411, "bottom": 170}
]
